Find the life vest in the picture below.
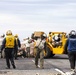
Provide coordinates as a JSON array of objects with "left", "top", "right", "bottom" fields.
[
  {"left": 5, "top": 35, "right": 15, "bottom": 48},
  {"left": 68, "top": 38, "right": 76, "bottom": 51}
]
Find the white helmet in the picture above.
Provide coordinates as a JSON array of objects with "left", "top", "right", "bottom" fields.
[
  {"left": 1, "top": 34, "right": 5, "bottom": 37},
  {"left": 43, "top": 34, "right": 46, "bottom": 37},
  {"left": 70, "top": 30, "right": 76, "bottom": 36},
  {"left": 42, "top": 34, "right": 47, "bottom": 38}
]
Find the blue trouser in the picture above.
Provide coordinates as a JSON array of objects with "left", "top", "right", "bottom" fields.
[
  {"left": 68, "top": 51, "right": 76, "bottom": 69},
  {"left": 5, "top": 48, "right": 15, "bottom": 68}
]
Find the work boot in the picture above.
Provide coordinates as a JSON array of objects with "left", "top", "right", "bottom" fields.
[
  {"left": 12, "top": 64, "right": 16, "bottom": 69},
  {"left": 36, "top": 65, "right": 38, "bottom": 68},
  {"left": 40, "top": 67, "right": 44, "bottom": 69},
  {"left": 71, "top": 69, "right": 76, "bottom": 73},
  {"left": 6, "top": 67, "right": 10, "bottom": 69}
]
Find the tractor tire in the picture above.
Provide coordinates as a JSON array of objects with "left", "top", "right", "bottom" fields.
[
  {"left": 50, "top": 51, "right": 55, "bottom": 58},
  {"left": 44, "top": 46, "right": 55, "bottom": 58},
  {"left": 44, "top": 46, "right": 51, "bottom": 58}
]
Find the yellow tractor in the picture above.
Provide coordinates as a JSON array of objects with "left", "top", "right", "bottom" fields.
[
  {"left": 31, "top": 31, "right": 67, "bottom": 58},
  {"left": 46, "top": 32, "right": 67, "bottom": 58}
]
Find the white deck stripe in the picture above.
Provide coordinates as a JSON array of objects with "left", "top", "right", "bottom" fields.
[
  {"left": 55, "top": 68, "right": 66, "bottom": 75},
  {"left": 32, "top": 60, "right": 40, "bottom": 68}
]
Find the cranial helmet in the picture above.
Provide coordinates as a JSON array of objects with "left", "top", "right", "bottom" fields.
[
  {"left": 69, "top": 30, "right": 76, "bottom": 36},
  {"left": 41, "top": 33, "right": 47, "bottom": 39},
  {"left": 6, "top": 30, "right": 12, "bottom": 35},
  {"left": 15, "top": 34, "right": 18, "bottom": 37},
  {"left": 43, "top": 34, "right": 47, "bottom": 37},
  {"left": 1, "top": 34, "right": 5, "bottom": 37}
]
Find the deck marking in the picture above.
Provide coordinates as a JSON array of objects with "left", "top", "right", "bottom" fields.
[
  {"left": 55, "top": 68, "right": 66, "bottom": 75},
  {"left": 32, "top": 60, "right": 40, "bottom": 68}
]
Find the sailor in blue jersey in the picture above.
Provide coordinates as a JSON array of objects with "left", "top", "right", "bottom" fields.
[{"left": 64, "top": 30, "right": 76, "bottom": 72}]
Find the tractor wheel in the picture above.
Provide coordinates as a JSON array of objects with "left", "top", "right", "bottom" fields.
[
  {"left": 50, "top": 51, "right": 55, "bottom": 58},
  {"left": 44, "top": 46, "right": 55, "bottom": 58},
  {"left": 44, "top": 46, "right": 51, "bottom": 58}
]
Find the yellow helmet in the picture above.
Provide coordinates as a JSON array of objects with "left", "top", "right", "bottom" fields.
[
  {"left": 14, "top": 34, "right": 18, "bottom": 37},
  {"left": 6, "top": 30, "right": 12, "bottom": 35}
]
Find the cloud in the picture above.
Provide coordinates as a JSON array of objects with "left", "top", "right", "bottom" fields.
[{"left": 0, "top": 0, "right": 76, "bottom": 40}]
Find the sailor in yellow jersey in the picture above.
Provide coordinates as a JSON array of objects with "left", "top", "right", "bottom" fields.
[
  {"left": 1, "top": 30, "right": 17, "bottom": 69},
  {"left": 14, "top": 34, "right": 21, "bottom": 59}
]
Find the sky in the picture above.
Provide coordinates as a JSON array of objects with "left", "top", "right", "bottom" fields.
[{"left": 0, "top": 0, "right": 76, "bottom": 41}]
